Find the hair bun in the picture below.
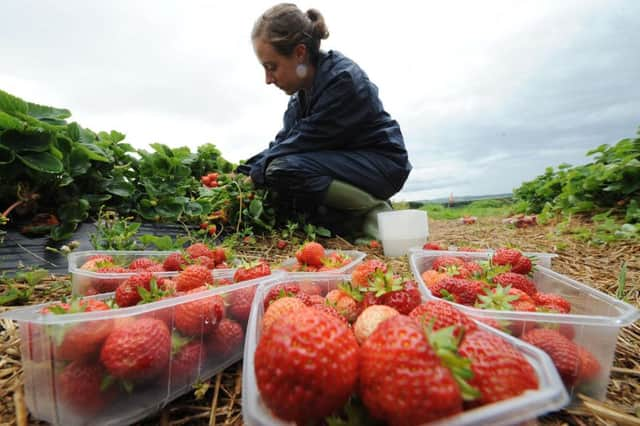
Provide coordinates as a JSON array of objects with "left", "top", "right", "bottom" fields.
[{"left": 306, "top": 8, "right": 329, "bottom": 40}]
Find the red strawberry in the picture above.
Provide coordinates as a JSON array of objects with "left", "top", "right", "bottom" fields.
[
  {"left": 255, "top": 307, "right": 359, "bottom": 424},
  {"left": 521, "top": 328, "right": 582, "bottom": 386},
  {"left": 430, "top": 277, "right": 484, "bottom": 306},
  {"left": 408, "top": 300, "right": 477, "bottom": 336},
  {"left": 227, "top": 285, "right": 257, "bottom": 324},
  {"left": 91, "top": 266, "right": 128, "bottom": 293},
  {"left": 492, "top": 248, "right": 532, "bottom": 274},
  {"left": 100, "top": 318, "right": 171, "bottom": 381},
  {"left": 128, "top": 257, "right": 158, "bottom": 271},
  {"left": 261, "top": 296, "right": 306, "bottom": 333},
  {"left": 295, "top": 241, "right": 325, "bottom": 267},
  {"left": 186, "top": 242, "right": 213, "bottom": 259},
  {"left": 208, "top": 318, "right": 244, "bottom": 358},
  {"left": 313, "top": 303, "right": 350, "bottom": 326},
  {"left": 576, "top": 345, "right": 601, "bottom": 383},
  {"left": 233, "top": 260, "right": 271, "bottom": 283},
  {"left": 422, "top": 242, "right": 443, "bottom": 250},
  {"left": 176, "top": 264, "right": 213, "bottom": 292},
  {"left": 168, "top": 338, "right": 206, "bottom": 387},
  {"left": 533, "top": 292, "right": 571, "bottom": 314},
  {"left": 276, "top": 239, "right": 288, "bottom": 249},
  {"left": 262, "top": 283, "right": 301, "bottom": 309},
  {"left": 431, "top": 255, "right": 465, "bottom": 272},
  {"left": 57, "top": 361, "right": 117, "bottom": 415},
  {"left": 193, "top": 255, "right": 215, "bottom": 269},
  {"left": 493, "top": 272, "right": 537, "bottom": 296},
  {"left": 212, "top": 247, "right": 227, "bottom": 265},
  {"left": 326, "top": 288, "right": 360, "bottom": 322},
  {"left": 359, "top": 315, "right": 463, "bottom": 425},
  {"left": 511, "top": 255, "right": 533, "bottom": 274},
  {"left": 351, "top": 259, "right": 388, "bottom": 288},
  {"left": 459, "top": 329, "right": 539, "bottom": 405},
  {"left": 163, "top": 252, "right": 187, "bottom": 271},
  {"left": 476, "top": 285, "right": 537, "bottom": 312},
  {"left": 174, "top": 287, "right": 226, "bottom": 336},
  {"left": 114, "top": 272, "right": 153, "bottom": 307},
  {"left": 379, "top": 279, "right": 422, "bottom": 315}
]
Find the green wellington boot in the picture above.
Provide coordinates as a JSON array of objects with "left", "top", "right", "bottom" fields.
[{"left": 322, "top": 180, "right": 393, "bottom": 240}]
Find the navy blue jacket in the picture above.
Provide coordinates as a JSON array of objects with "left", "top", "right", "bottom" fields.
[{"left": 238, "top": 50, "right": 411, "bottom": 195}]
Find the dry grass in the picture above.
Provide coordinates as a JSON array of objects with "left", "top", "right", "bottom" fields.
[{"left": 0, "top": 216, "right": 638, "bottom": 425}]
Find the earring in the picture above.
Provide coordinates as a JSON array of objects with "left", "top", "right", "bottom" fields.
[{"left": 296, "top": 63, "right": 308, "bottom": 78}]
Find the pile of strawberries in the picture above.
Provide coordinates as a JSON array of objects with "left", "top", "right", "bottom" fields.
[
  {"left": 33, "top": 254, "right": 275, "bottom": 417},
  {"left": 280, "top": 241, "right": 353, "bottom": 272},
  {"left": 419, "top": 247, "right": 602, "bottom": 392},
  {"left": 79, "top": 243, "right": 232, "bottom": 295},
  {"left": 253, "top": 263, "right": 543, "bottom": 425}
]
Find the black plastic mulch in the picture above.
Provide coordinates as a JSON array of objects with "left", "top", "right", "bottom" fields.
[{"left": 0, "top": 222, "right": 195, "bottom": 275}]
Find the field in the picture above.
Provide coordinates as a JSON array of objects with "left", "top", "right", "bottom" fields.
[{"left": 1, "top": 212, "right": 638, "bottom": 425}]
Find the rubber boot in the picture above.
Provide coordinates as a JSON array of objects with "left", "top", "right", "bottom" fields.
[{"left": 323, "top": 180, "right": 392, "bottom": 240}]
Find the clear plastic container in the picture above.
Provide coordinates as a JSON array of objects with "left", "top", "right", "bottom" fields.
[
  {"left": 277, "top": 249, "right": 366, "bottom": 274},
  {"left": 409, "top": 250, "right": 640, "bottom": 401},
  {"left": 409, "top": 248, "right": 558, "bottom": 269},
  {"left": 68, "top": 250, "right": 237, "bottom": 296},
  {"left": 242, "top": 273, "right": 569, "bottom": 426},
  {"left": 1, "top": 270, "right": 285, "bottom": 426},
  {"left": 378, "top": 210, "right": 429, "bottom": 257}
]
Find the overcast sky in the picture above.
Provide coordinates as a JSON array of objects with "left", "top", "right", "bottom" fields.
[{"left": 2, "top": 0, "right": 639, "bottom": 201}]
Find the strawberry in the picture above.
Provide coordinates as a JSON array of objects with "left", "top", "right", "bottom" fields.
[
  {"left": 167, "top": 337, "right": 206, "bottom": 387},
  {"left": 233, "top": 260, "right": 271, "bottom": 283},
  {"left": 261, "top": 296, "right": 306, "bottom": 333},
  {"left": 100, "top": 318, "right": 171, "bottom": 381},
  {"left": 193, "top": 255, "right": 215, "bottom": 269},
  {"left": 422, "top": 242, "right": 443, "bottom": 250},
  {"left": 212, "top": 247, "right": 227, "bottom": 265},
  {"left": 462, "top": 261, "right": 483, "bottom": 277},
  {"left": 408, "top": 300, "right": 477, "bottom": 337},
  {"left": 378, "top": 279, "right": 422, "bottom": 315},
  {"left": 493, "top": 272, "right": 537, "bottom": 296},
  {"left": 359, "top": 315, "right": 463, "bottom": 425},
  {"left": 533, "top": 292, "right": 571, "bottom": 314},
  {"left": 511, "top": 255, "right": 533, "bottom": 274},
  {"left": 262, "top": 283, "right": 301, "bottom": 309},
  {"left": 295, "top": 241, "right": 325, "bottom": 267},
  {"left": 492, "top": 248, "right": 532, "bottom": 274},
  {"left": 91, "top": 266, "right": 128, "bottom": 293},
  {"left": 421, "top": 269, "right": 447, "bottom": 289},
  {"left": 208, "top": 318, "right": 244, "bottom": 358},
  {"left": 276, "top": 239, "right": 288, "bottom": 249},
  {"left": 176, "top": 264, "right": 213, "bottom": 292},
  {"left": 312, "top": 303, "right": 350, "bottom": 326},
  {"left": 227, "top": 285, "right": 257, "bottom": 324},
  {"left": 351, "top": 259, "right": 388, "bottom": 288},
  {"left": 325, "top": 288, "right": 360, "bottom": 322},
  {"left": 297, "top": 281, "right": 323, "bottom": 296},
  {"left": 521, "top": 328, "right": 582, "bottom": 386},
  {"left": 45, "top": 299, "right": 114, "bottom": 361},
  {"left": 353, "top": 305, "right": 399, "bottom": 344},
  {"left": 431, "top": 255, "right": 465, "bottom": 272},
  {"left": 128, "top": 257, "right": 158, "bottom": 271},
  {"left": 57, "top": 360, "right": 117, "bottom": 415},
  {"left": 577, "top": 345, "right": 601, "bottom": 383},
  {"left": 163, "top": 252, "right": 188, "bottom": 271},
  {"left": 174, "top": 287, "right": 226, "bottom": 336},
  {"left": 79, "top": 255, "right": 114, "bottom": 271},
  {"left": 430, "top": 277, "right": 484, "bottom": 306},
  {"left": 476, "top": 285, "right": 537, "bottom": 312},
  {"left": 115, "top": 272, "right": 153, "bottom": 307},
  {"left": 325, "top": 251, "right": 351, "bottom": 267},
  {"left": 255, "top": 307, "right": 359, "bottom": 424},
  {"left": 186, "top": 242, "right": 213, "bottom": 259},
  {"left": 459, "top": 329, "right": 539, "bottom": 405}
]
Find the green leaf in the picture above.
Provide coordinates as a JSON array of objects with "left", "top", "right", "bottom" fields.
[
  {"left": 16, "top": 151, "right": 64, "bottom": 173},
  {"left": 50, "top": 221, "right": 78, "bottom": 241},
  {"left": 0, "top": 144, "right": 15, "bottom": 164},
  {"left": 106, "top": 178, "right": 135, "bottom": 197},
  {"left": 0, "top": 111, "right": 26, "bottom": 130},
  {"left": 58, "top": 199, "right": 90, "bottom": 223},
  {"left": 248, "top": 199, "right": 263, "bottom": 218},
  {"left": 0, "top": 89, "right": 29, "bottom": 115},
  {"left": 0, "top": 128, "right": 53, "bottom": 152},
  {"left": 77, "top": 143, "right": 110, "bottom": 162},
  {"left": 69, "top": 147, "right": 91, "bottom": 176}
]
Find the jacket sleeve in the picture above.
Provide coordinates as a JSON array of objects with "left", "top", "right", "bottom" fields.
[{"left": 249, "top": 72, "right": 371, "bottom": 184}]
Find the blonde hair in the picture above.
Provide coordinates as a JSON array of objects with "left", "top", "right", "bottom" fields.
[{"left": 252, "top": 3, "right": 329, "bottom": 63}]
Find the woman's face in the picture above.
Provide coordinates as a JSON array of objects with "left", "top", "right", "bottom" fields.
[{"left": 253, "top": 38, "right": 303, "bottom": 95}]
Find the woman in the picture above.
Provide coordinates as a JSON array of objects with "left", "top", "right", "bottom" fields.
[{"left": 237, "top": 3, "right": 412, "bottom": 239}]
